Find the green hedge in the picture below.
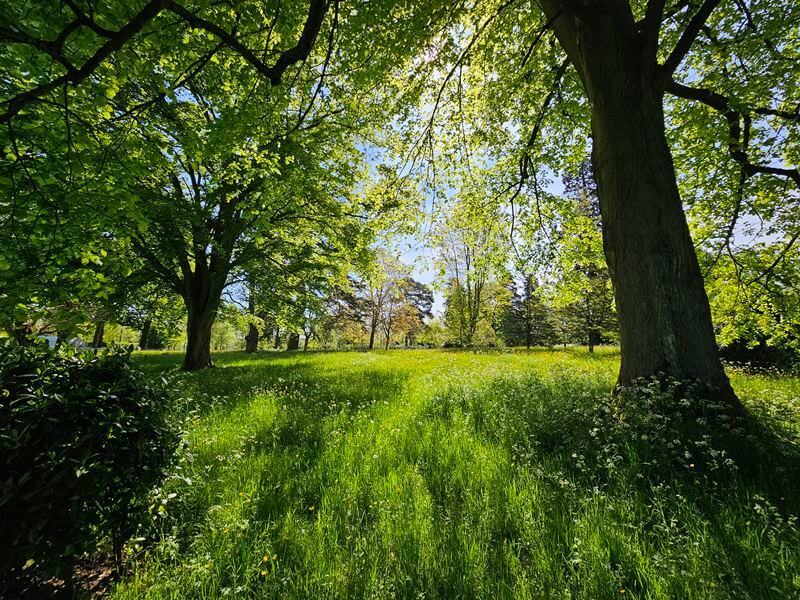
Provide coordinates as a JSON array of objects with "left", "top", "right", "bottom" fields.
[{"left": 0, "top": 343, "right": 179, "bottom": 593}]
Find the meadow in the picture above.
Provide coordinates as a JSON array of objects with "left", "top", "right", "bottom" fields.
[{"left": 111, "top": 349, "right": 800, "bottom": 599}]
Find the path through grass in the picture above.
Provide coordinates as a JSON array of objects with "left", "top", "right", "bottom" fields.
[{"left": 113, "top": 349, "right": 800, "bottom": 599}]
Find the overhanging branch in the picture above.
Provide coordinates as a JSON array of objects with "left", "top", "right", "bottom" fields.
[{"left": 667, "top": 79, "right": 800, "bottom": 187}]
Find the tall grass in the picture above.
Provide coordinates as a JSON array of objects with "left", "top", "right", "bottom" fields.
[{"left": 111, "top": 349, "right": 800, "bottom": 599}]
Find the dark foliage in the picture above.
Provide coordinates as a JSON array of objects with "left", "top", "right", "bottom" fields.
[
  {"left": 720, "top": 338, "right": 799, "bottom": 373},
  {"left": 0, "top": 343, "right": 179, "bottom": 595}
]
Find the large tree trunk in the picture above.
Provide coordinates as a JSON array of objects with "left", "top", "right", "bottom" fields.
[
  {"left": 244, "top": 289, "right": 258, "bottom": 353},
  {"left": 184, "top": 308, "right": 215, "bottom": 370},
  {"left": 92, "top": 321, "right": 105, "bottom": 348},
  {"left": 287, "top": 333, "right": 300, "bottom": 351},
  {"left": 139, "top": 319, "right": 151, "bottom": 350},
  {"left": 182, "top": 273, "right": 220, "bottom": 371},
  {"left": 542, "top": 3, "right": 740, "bottom": 409}
]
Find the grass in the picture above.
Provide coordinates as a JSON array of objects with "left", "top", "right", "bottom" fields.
[{"left": 110, "top": 348, "right": 800, "bottom": 599}]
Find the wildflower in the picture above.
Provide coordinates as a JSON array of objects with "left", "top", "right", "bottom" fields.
[
  {"left": 260, "top": 570, "right": 267, "bottom": 576},
  {"left": 263, "top": 554, "right": 269, "bottom": 562},
  {"left": 309, "top": 505, "right": 315, "bottom": 511}
]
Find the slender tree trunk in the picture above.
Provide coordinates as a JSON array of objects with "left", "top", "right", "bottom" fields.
[
  {"left": 274, "top": 327, "right": 281, "bottom": 349},
  {"left": 92, "top": 321, "right": 105, "bottom": 348},
  {"left": 245, "top": 289, "right": 258, "bottom": 353},
  {"left": 303, "top": 334, "right": 310, "bottom": 351},
  {"left": 368, "top": 317, "right": 377, "bottom": 350},
  {"left": 139, "top": 319, "right": 152, "bottom": 350},
  {"left": 542, "top": 2, "right": 740, "bottom": 409}
]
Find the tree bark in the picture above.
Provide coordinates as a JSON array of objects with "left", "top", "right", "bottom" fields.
[
  {"left": 139, "top": 319, "right": 151, "bottom": 350},
  {"left": 182, "top": 273, "right": 220, "bottom": 370},
  {"left": 287, "top": 332, "right": 300, "bottom": 350},
  {"left": 368, "top": 317, "right": 377, "bottom": 350},
  {"left": 274, "top": 327, "right": 281, "bottom": 349},
  {"left": 541, "top": 1, "right": 740, "bottom": 408},
  {"left": 92, "top": 321, "right": 105, "bottom": 348},
  {"left": 245, "top": 288, "right": 258, "bottom": 353}
]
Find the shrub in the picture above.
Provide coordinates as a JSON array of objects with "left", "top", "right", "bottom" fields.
[{"left": 0, "top": 342, "right": 180, "bottom": 593}]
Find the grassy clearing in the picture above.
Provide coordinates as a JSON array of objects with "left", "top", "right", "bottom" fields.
[{"left": 112, "top": 349, "right": 800, "bottom": 599}]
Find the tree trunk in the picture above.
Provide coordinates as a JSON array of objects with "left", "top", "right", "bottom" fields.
[
  {"left": 287, "top": 333, "right": 300, "bottom": 350},
  {"left": 368, "top": 318, "right": 377, "bottom": 350},
  {"left": 184, "top": 309, "right": 215, "bottom": 370},
  {"left": 274, "top": 327, "right": 281, "bottom": 349},
  {"left": 182, "top": 273, "right": 220, "bottom": 370},
  {"left": 303, "top": 333, "right": 310, "bottom": 351},
  {"left": 542, "top": 2, "right": 740, "bottom": 409},
  {"left": 245, "top": 289, "right": 258, "bottom": 353},
  {"left": 92, "top": 321, "right": 105, "bottom": 348},
  {"left": 139, "top": 319, "right": 151, "bottom": 350}
]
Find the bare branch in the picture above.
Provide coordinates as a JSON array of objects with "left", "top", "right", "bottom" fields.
[
  {"left": 0, "top": 0, "right": 167, "bottom": 124},
  {"left": 667, "top": 79, "right": 800, "bottom": 187},
  {"left": 659, "top": 0, "right": 722, "bottom": 78},
  {"left": 164, "top": 0, "right": 328, "bottom": 86},
  {"left": 1, "top": 0, "right": 330, "bottom": 123},
  {"left": 642, "top": 0, "right": 667, "bottom": 63}
]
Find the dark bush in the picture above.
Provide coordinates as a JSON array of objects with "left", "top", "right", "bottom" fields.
[
  {"left": 0, "top": 342, "right": 179, "bottom": 594},
  {"left": 720, "top": 338, "right": 799, "bottom": 372}
]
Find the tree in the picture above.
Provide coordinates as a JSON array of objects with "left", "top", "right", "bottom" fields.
[
  {"left": 394, "top": 278, "right": 434, "bottom": 346},
  {"left": 554, "top": 161, "right": 617, "bottom": 352},
  {"left": 406, "top": 0, "right": 798, "bottom": 411},
  {"left": 503, "top": 275, "right": 557, "bottom": 348},
  {"left": 356, "top": 253, "right": 406, "bottom": 350},
  {"left": 437, "top": 204, "right": 507, "bottom": 346},
  {"left": 118, "top": 282, "right": 184, "bottom": 350},
  {"left": 0, "top": 0, "right": 454, "bottom": 368}
]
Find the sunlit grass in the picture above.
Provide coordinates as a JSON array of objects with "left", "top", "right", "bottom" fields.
[{"left": 112, "top": 349, "right": 800, "bottom": 599}]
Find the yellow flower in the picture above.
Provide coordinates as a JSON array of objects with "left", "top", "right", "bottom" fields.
[
  {"left": 263, "top": 554, "right": 269, "bottom": 562},
  {"left": 308, "top": 505, "right": 315, "bottom": 511},
  {"left": 260, "top": 570, "right": 267, "bottom": 576}
]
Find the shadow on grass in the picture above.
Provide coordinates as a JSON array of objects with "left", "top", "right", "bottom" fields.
[
  {"left": 418, "top": 370, "right": 800, "bottom": 596},
  {"left": 150, "top": 353, "right": 410, "bottom": 545}
]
